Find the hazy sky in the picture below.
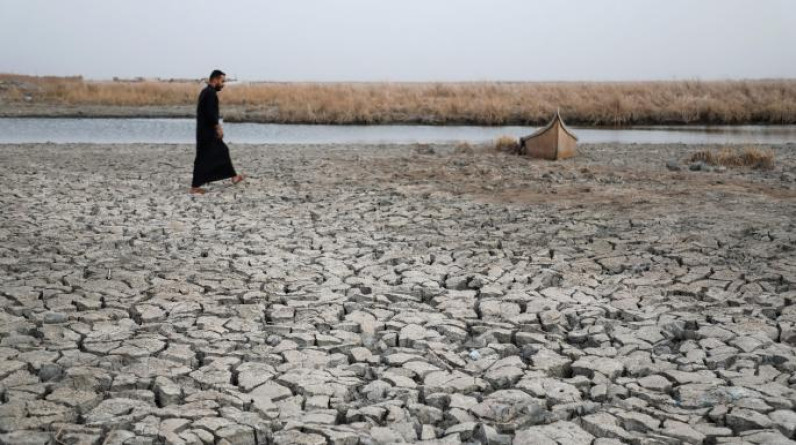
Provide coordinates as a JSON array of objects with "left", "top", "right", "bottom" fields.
[{"left": 1, "top": 0, "right": 794, "bottom": 81}]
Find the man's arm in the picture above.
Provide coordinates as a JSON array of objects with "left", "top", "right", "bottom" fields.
[{"left": 211, "top": 91, "right": 223, "bottom": 139}]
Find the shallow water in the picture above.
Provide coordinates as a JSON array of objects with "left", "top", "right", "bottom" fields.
[{"left": 1, "top": 118, "right": 795, "bottom": 145}]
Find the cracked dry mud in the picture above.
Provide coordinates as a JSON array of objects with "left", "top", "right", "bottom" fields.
[{"left": 1, "top": 142, "right": 796, "bottom": 445}]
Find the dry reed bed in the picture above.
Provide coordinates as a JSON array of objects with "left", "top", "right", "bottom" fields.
[
  {"left": 2, "top": 74, "right": 795, "bottom": 126},
  {"left": 688, "top": 146, "right": 775, "bottom": 169}
]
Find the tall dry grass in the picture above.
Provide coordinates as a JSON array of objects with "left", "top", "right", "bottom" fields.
[
  {"left": 2, "top": 74, "right": 796, "bottom": 126},
  {"left": 494, "top": 135, "right": 520, "bottom": 153},
  {"left": 689, "top": 146, "right": 775, "bottom": 169},
  {"left": 0, "top": 74, "right": 197, "bottom": 106}
]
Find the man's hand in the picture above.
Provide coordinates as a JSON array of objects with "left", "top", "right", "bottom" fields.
[{"left": 216, "top": 125, "right": 224, "bottom": 140}]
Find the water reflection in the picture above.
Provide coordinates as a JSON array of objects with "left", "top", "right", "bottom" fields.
[{"left": 0, "top": 118, "right": 794, "bottom": 145}]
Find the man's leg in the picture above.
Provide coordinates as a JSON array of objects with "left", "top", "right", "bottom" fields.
[{"left": 190, "top": 161, "right": 207, "bottom": 194}]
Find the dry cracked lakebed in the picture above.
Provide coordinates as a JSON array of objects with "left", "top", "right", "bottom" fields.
[{"left": 1, "top": 142, "right": 796, "bottom": 445}]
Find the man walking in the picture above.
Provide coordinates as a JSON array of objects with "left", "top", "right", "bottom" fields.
[{"left": 190, "top": 69, "right": 243, "bottom": 194}]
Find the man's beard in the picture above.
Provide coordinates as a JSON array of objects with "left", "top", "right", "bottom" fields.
[{"left": 214, "top": 85, "right": 224, "bottom": 92}]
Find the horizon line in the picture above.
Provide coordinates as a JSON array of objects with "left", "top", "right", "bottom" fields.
[{"left": 2, "top": 72, "right": 796, "bottom": 84}]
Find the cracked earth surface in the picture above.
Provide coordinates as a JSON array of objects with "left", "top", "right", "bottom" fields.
[{"left": 1, "top": 142, "right": 796, "bottom": 445}]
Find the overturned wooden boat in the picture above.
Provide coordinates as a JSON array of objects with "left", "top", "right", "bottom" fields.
[{"left": 520, "top": 111, "right": 578, "bottom": 160}]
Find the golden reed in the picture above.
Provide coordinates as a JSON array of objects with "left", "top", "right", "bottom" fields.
[
  {"left": 689, "top": 147, "right": 775, "bottom": 169},
  {"left": 2, "top": 74, "right": 795, "bottom": 126}
]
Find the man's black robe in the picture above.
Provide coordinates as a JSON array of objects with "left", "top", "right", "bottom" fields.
[{"left": 192, "top": 85, "right": 237, "bottom": 188}]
